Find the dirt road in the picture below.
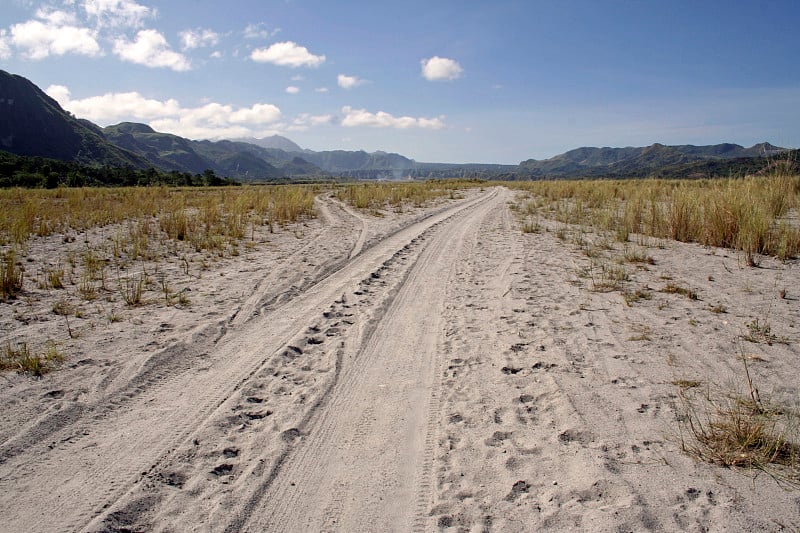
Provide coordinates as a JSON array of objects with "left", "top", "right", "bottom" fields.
[
  {"left": 0, "top": 188, "right": 505, "bottom": 532},
  {"left": 2, "top": 186, "right": 798, "bottom": 532}
]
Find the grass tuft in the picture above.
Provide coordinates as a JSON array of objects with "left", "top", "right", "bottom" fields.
[
  {"left": 678, "top": 353, "right": 800, "bottom": 487},
  {"left": 1, "top": 249, "right": 24, "bottom": 300},
  {"left": 661, "top": 282, "right": 699, "bottom": 300},
  {"left": 1, "top": 341, "right": 65, "bottom": 377}
]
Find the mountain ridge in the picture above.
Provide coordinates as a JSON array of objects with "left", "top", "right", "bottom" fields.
[
  {"left": 0, "top": 69, "right": 794, "bottom": 181},
  {"left": 0, "top": 70, "right": 148, "bottom": 168}
]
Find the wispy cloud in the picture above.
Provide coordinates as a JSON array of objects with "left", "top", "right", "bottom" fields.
[
  {"left": 0, "top": 30, "right": 11, "bottom": 60},
  {"left": 285, "top": 86, "right": 300, "bottom": 94},
  {"left": 421, "top": 56, "right": 463, "bottom": 81},
  {"left": 243, "top": 22, "right": 280, "bottom": 40},
  {"left": 289, "top": 113, "right": 334, "bottom": 131},
  {"left": 82, "top": 0, "right": 153, "bottom": 29},
  {"left": 179, "top": 28, "right": 219, "bottom": 50},
  {"left": 251, "top": 41, "right": 325, "bottom": 68},
  {"left": 113, "top": 29, "right": 191, "bottom": 71},
  {"left": 337, "top": 74, "right": 366, "bottom": 89},
  {"left": 341, "top": 106, "right": 445, "bottom": 129},
  {"left": 47, "top": 84, "right": 283, "bottom": 139}
]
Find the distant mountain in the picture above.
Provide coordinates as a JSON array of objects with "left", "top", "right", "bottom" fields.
[
  {"left": 297, "top": 150, "right": 415, "bottom": 173},
  {"left": 2, "top": 69, "right": 793, "bottom": 183},
  {"left": 103, "top": 124, "right": 322, "bottom": 180},
  {"left": 518, "top": 142, "right": 790, "bottom": 178},
  {"left": 103, "top": 122, "right": 215, "bottom": 174},
  {"left": 235, "top": 135, "right": 303, "bottom": 152},
  {"left": 0, "top": 70, "right": 147, "bottom": 168}
]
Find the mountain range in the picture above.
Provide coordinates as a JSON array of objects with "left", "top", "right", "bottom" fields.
[{"left": 0, "top": 69, "right": 795, "bottom": 181}]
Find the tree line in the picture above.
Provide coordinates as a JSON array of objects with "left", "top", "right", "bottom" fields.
[{"left": 0, "top": 151, "right": 240, "bottom": 188}]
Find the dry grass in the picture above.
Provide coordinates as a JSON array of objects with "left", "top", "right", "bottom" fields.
[
  {"left": 0, "top": 341, "right": 65, "bottom": 377},
  {"left": 0, "top": 185, "right": 318, "bottom": 247},
  {"left": 334, "top": 180, "right": 480, "bottom": 213},
  {"left": 661, "top": 282, "right": 699, "bottom": 300},
  {"left": 510, "top": 174, "right": 800, "bottom": 262},
  {"left": 0, "top": 185, "right": 320, "bottom": 375},
  {"left": 678, "top": 355, "right": 800, "bottom": 487},
  {"left": 1, "top": 181, "right": 482, "bottom": 377},
  {"left": 1, "top": 249, "right": 24, "bottom": 300}
]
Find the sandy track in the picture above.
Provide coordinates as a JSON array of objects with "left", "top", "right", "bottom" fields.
[
  {"left": 0, "top": 188, "right": 500, "bottom": 532},
  {"left": 2, "top": 186, "right": 799, "bottom": 532},
  {"left": 234, "top": 189, "right": 504, "bottom": 532}
]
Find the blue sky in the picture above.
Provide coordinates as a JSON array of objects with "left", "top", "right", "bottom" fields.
[{"left": 2, "top": 0, "right": 799, "bottom": 164}]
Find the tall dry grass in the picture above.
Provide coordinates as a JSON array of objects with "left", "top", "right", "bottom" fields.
[
  {"left": 334, "top": 180, "right": 481, "bottom": 213},
  {"left": 512, "top": 175, "right": 800, "bottom": 262},
  {"left": 0, "top": 185, "right": 317, "bottom": 248}
]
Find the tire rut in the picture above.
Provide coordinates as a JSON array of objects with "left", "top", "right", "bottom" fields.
[
  {"left": 231, "top": 189, "right": 506, "bottom": 532},
  {"left": 0, "top": 189, "right": 498, "bottom": 533}
]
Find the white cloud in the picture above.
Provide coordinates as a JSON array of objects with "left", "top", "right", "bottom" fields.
[
  {"left": 337, "top": 74, "right": 366, "bottom": 89},
  {"left": 9, "top": 10, "right": 101, "bottom": 59},
  {"left": 46, "top": 84, "right": 283, "bottom": 140},
  {"left": 251, "top": 40, "right": 325, "bottom": 68},
  {"left": 113, "top": 29, "right": 191, "bottom": 71},
  {"left": 0, "top": 30, "right": 11, "bottom": 60},
  {"left": 285, "top": 86, "right": 300, "bottom": 94},
  {"left": 341, "top": 106, "right": 445, "bottom": 129},
  {"left": 46, "top": 84, "right": 181, "bottom": 121},
  {"left": 229, "top": 103, "right": 281, "bottom": 124},
  {"left": 421, "top": 56, "right": 463, "bottom": 81},
  {"left": 289, "top": 113, "right": 334, "bottom": 131},
  {"left": 315, "top": 87, "right": 329, "bottom": 93},
  {"left": 82, "top": 0, "right": 152, "bottom": 28},
  {"left": 45, "top": 84, "right": 72, "bottom": 106},
  {"left": 179, "top": 28, "right": 219, "bottom": 50},
  {"left": 243, "top": 22, "right": 279, "bottom": 40},
  {"left": 291, "top": 75, "right": 304, "bottom": 81},
  {"left": 35, "top": 8, "right": 79, "bottom": 26}
]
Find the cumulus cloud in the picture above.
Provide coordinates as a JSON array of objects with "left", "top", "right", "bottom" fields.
[
  {"left": 9, "top": 10, "right": 101, "bottom": 59},
  {"left": 285, "top": 86, "right": 300, "bottom": 94},
  {"left": 47, "top": 84, "right": 283, "bottom": 140},
  {"left": 289, "top": 113, "right": 334, "bottom": 131},
  {"left": 337, "top": 74, "right": 366, "bottom": 89},
  {"left": 82, "top": 0, "right": 152, "bottom": 29},
  {"left": 46, "top": 84, "right": 181, "bottom": 121},
  {"left": 341, "top": 106, "right": 445, "bottom": 129},
  {"left": 113, "top": 29, "right": 191, "bottom": 71},
  {"left": 251, "top": 41, "right": 325, "bottom": 68},
  {"left": 179, "top": 28, "right": 219, "bottom": 50},
  {"left": 421, "top": 56, "right": 463, "bottom": 81}
]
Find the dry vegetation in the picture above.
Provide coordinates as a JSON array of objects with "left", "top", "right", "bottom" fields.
[
  {"left": 511, "top": 173, "right": 800, "bottom": 484},
  {"left": 0, "top": 180, "right": 482, "bottom": 376},
  {"left": 333, "top": 179, "right": 481, "bottom": 214},
  {"left": 511, "top": 174, "right": 800, "bottom": 264},
  {"left": 679, "top": 351, "right": 800, "bottom": 488}
]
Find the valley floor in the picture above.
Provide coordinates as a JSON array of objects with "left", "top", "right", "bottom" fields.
[{"left": 1, "top": 187, "right": 799, "bottom": 531}]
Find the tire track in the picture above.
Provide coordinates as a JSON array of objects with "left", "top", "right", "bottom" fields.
[
  {"left": 231, "top": 189, "right": 507, "bottom": 532},
  {"left": 0, "top": 189, "right": 497, "bottom": 533}
]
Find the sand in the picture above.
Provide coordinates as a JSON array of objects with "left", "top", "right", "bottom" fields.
[{"left": 1, "top": 186, "right": 799, "bottom": 532}]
